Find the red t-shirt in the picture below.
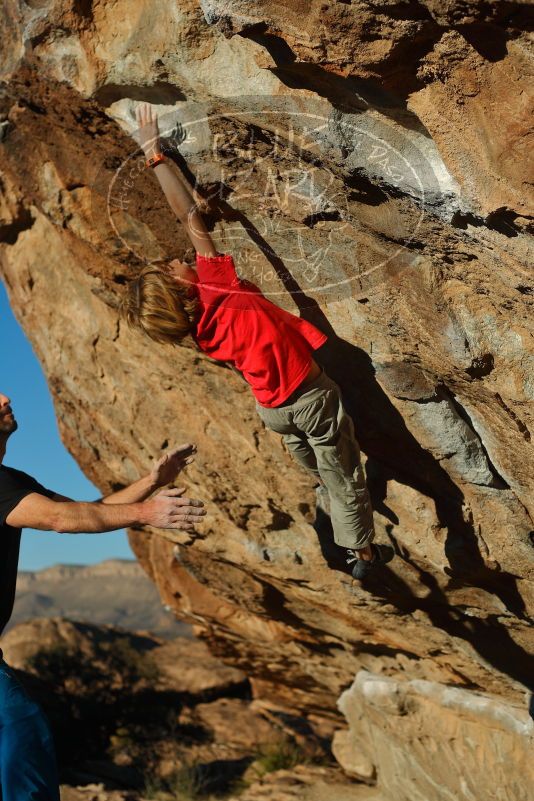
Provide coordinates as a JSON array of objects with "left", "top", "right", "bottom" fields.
[{"left": 192, "top": 253, "right": 327, "bottom": 407}]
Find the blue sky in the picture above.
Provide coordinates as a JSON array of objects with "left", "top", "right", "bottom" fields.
[{"left": 1, "top": 281, "right": 133, "bottom": 570}]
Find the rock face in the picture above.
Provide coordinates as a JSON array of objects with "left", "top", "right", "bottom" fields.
[
  {"left": 0, "top": 2, "right": 533, "bottom": 799},
  {"left": 334, "top": 670, "right": 534, "bottom": 800}
]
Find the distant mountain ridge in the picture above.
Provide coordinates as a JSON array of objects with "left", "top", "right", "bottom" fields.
[
  {"left": 18, "top": 559, "right": 147, "bottom": 583},
  {"left": 10, "top": 559, "right": 189, "bottom": 638}
]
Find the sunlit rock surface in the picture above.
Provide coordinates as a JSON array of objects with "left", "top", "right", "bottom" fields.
[
  {"left": 1, "top": 2, "right": 533, "bottom": 798},
  {"left": 335, "top": 670, "right": 533, "bottom": 800}
]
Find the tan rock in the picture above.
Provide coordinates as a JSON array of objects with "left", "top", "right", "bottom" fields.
[
  {"left": 1, "top": 4, "right": 533, "bottom": 800},
  {"left": 153, "top": 637, "right": 247, "bottom": 696},
  {"left": 60, "top": 786, "right": 146, "bottom": 801},
  {"left": 331, "top": 728, "right": 376, "bottom": 783},
  {"left": 2, "top": 618, "right": 105, "bottom": 669},
  {"left": 410, "top": 32, "right": 534, "bottom": 216},
  {"left": 195, "top": 698, "right": 280, "bottom": 748},
  {"left": 226, "top": 764, "right": 381, "bottom": 801},
  {"left": 337, "top": 670, "right": 534, "bottom": 801}
]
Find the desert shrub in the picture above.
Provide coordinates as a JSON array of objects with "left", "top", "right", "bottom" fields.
[
  {"left": 144, "top": 763, "right": 206, "bottom": 800},
  {"left": 104, "top": 636, "right": 160, "bottom": 685},
  {"left": 253, "top": 739, "right": 305, "bottom": 775},
  {"left": 26, "top": 633, "right": 162, "bottom": 768},
  {"left": 28, "top": 636, "right": 159, "bottom": 699},
  {"left": 144, "top": 755, "right": 253, "bottom": 800}
]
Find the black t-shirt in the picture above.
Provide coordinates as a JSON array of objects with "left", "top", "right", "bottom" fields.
[{"left": 0, "top": 465, "right": 54, "bottom": 643}]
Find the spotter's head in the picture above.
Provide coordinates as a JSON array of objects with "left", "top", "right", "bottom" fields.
[{"left": 0, "top": 394, "right": 17, "bottom": 437}]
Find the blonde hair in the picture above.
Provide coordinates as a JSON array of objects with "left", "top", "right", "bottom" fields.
[{"left": 120, "top": 263, "right": 199, "bottom": 345}]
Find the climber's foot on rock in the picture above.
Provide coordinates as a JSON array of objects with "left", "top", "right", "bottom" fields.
[{"left": 346, "top": 543, "right": 395, "bottom": 580}]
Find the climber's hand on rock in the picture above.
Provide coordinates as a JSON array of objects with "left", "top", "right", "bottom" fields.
[
  {"left": 150, "top": 444, "right": 197, "bottom": 487},
  {"left": 142, "top": 487, "right": 206, "bottom": 531},
  {"left": 136, "top": 102, "right": 161, "bottom": 157}
]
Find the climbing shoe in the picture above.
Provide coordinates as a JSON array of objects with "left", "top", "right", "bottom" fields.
[{"left": 345, "top": 543, "right": 395, "bottom": 580}]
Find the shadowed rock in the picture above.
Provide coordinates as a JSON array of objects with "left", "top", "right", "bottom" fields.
[{"left": 0, "top": 3, "right": 533, "bottom": 799}]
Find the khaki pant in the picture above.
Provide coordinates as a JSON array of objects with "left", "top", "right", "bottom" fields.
[{"left": 256, "top": 370, "right": 375, "bottom": 550}]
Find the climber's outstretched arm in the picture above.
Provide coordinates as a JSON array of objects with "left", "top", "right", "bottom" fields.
[{"left": 136, "top": 103, "right": 217, "bottom": 258}]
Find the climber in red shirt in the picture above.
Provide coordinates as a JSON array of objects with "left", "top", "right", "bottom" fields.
[{"left": 121, "top": 103, "right": 394, "bottom": 580}]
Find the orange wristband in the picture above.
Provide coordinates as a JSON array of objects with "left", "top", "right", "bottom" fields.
[{"left": 146, "top": 153, "right": 165, "bottom": 169}]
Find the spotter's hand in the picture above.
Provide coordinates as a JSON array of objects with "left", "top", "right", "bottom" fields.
[{"left": 150, "top": 444, "right": 197, "bottom": 488}]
